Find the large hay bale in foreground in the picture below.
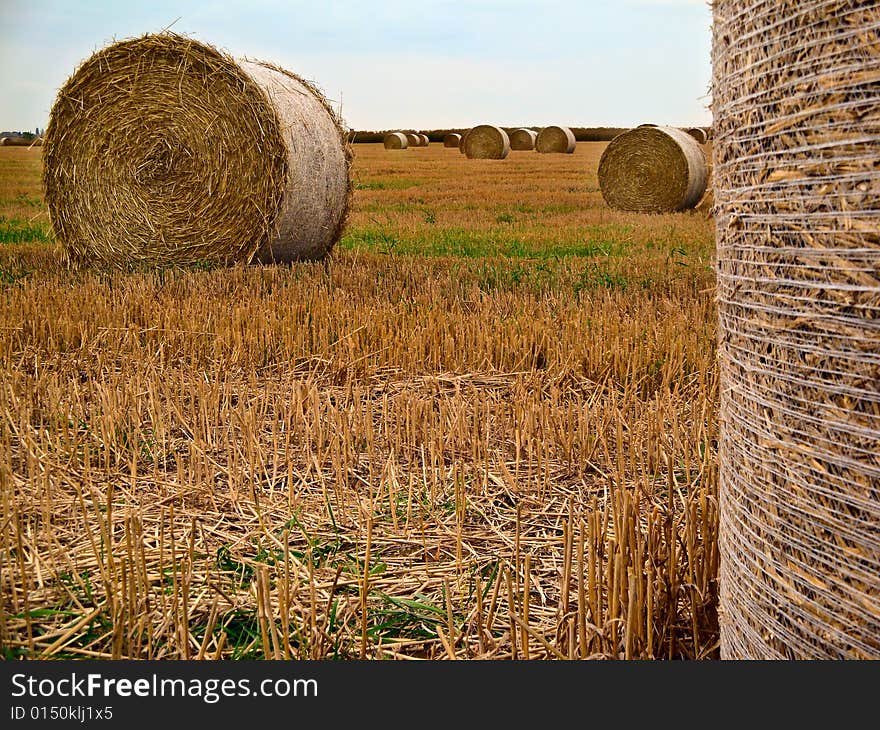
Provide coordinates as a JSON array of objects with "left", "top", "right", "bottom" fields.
[
  {"left": 714, "top": 0, "right": 880, "bottom": 659},
  {"left": 509, "top": 128, "right": 537, "bottom": 151},
  {"left": 443, "top": 133, "right": 461, "bottom": 148},
  {"left": 535, "top": 125, "right": 575, "bottom": 153},
  {"left": 597, "top": 126, "right": 707, "bottom": 212},
  {"left": 463, "top": 125, "right": 509, "bottom": 159},
  {"left": 685, "top": 127, "right": 708, "bottom": 144},
  {"left": 384, "top": 132, "right": 408, "bottom": 150},
  {"left": 43, "top": 33, "right": 350, "bottom": 267}
]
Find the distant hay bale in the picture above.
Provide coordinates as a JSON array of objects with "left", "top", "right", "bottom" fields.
[
  {"left": 1, "top": 137, "right": 39, "bottom": 147},
  {"left": 509, "top": 128, "right": 537, "bottom": 151},
  {"left": 459, "top": 129, "right": 470, "bottom": 154},
  {"left": 384, "top": 132, "right": 408, "bottom": 150},
  {"left": 443, "top": 133, "right": 461, "bottom": 147},
  {"left": 463, "top": 125, "right": 509, "bottom": 159},
  {"left": 597, "top": 126, "right": 708, "bottom": 212},
  {"left": 405, "top": 133, "right": 420, "bottom": 147},
  {"left": 535, "top": 125, "right": 576, "bottom": 153},
  {"left": 685, "top": 127, "right": 708, "bottom": 144},
  {"left": 419, "top": 133, "right": 430, "bottom": 146},
  {"left": 43, "top": 33, "right": 351, "bottom": 268},
  {"left": 714, "top": 0, "right": 880, "bottom": 660}
]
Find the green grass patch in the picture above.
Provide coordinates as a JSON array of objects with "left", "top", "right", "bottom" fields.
[
  {"left": 340, "top": 224, "right": 630, "bottom": 259},
  {"left": 0, "top": 217, "right": 53, "bottom": 243},
  {"left": 354, "top": 178, "right": 423, "bottom": 191}
]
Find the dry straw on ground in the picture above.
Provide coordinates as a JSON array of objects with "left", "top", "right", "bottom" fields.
[
  {"left": 509, "top": 129, "right": 538, "bottom": 151},
  {"left": 384, "top": 132, "right": 409, "bottom": 150},
  {"left": 443, "top": 133, "right": 462, "bottom": 148},
  {"left": 536, "top": 126, "right": 576, "bottom": 154},
  {"left": 42, "top": 33, "right": 351, "bottom": 268},
  {"left": 685, "top": 128, "right": 708, "bottom": 144},
  {"left": 714, "top": 0, "right": 880, "bottom": 659},
  {"left": 597, "top": 126, "right": 708, "bottom": 213},
  {"left": 464, "top": 125, "right": 510, "bottom": 160}
]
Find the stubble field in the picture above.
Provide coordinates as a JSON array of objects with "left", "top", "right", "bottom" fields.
[{"left": 0, "top": 141, "right": 720, "bottom": 659}]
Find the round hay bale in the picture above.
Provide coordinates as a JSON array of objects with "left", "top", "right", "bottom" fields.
[
  {"left": 685, "top": 127, "right": 708, "bottom": 144},
  {"left": 43, "top": 33, "right": 351, "bottom": 267},
  {"left": 597, "top": 126, "right": 708, "bottom": 212},
  {"left": 384, "top": 132, "right": 408, "bottom": 150},
  {"left": 509, "top": 128, "right": 537, "bottom": 151},
  {"left": 535, "top": 125, "right": 575, "bottom": 154},
  {"left": 463, "top": 125, "right": 509, "bottom": 159},
  {"left": 419, "top": 133, "right": 430, "bottom": 146},
  {"left": 714, "top": 0, "right": 880, "bottom": 660},
  {"left": 405, "top": 132, "right": 420, "bottom": 147},
  {"left": 0, "top": 138, "right": 10, "bottom": 146},
  {"left": 443, "top": 133, "right": 461, "bottom": 148},
  {"left": 458, "top": 129, "right": 470, "bottom": 154}
]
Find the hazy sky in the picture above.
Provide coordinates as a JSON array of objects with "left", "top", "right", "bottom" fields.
[{"left": 0, "top": 0, "right": 712, "bottom": 132}]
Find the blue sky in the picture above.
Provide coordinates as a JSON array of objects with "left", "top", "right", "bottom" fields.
[{"left": 0, "top": 0, "right": 712, "bottom": 132}]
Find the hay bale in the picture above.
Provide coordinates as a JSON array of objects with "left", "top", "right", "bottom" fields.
[
  {"left": 714, "top": 0, "right": 880, "bottom": 659},
  {"left": 384, "top": 132, "right": 408, "bottom": 150},
  {"left": 405, "top": 133, "right": 420, "bottom": 147},
  {"left": 597, "top": 126, "right": 708, "bottom": 212},
  {"left": 458, "top": 129, "right": 470, "bottom": 154},
  {"left": 685, "top": 127, "right": 708, "bottom": 144},
  {"left": 509, "top": 128, "right": 537, "bottom": 151},
  {"left": 42, "top": 33, "right": 350, "bottom": 267},
  {"left": 443, "top": 133, "right": 461, "bottom": 148},
  {"left": 419, "top": 133, "right": 430, "bottom": 146},
  {"left": 463, "top": 125, "right": 509, "bottom": 159},
  {"left": 535, "top": 125, "right": 575, "bottom": 153}
]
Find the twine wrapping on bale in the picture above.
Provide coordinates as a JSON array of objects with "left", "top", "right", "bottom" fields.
[
  {"left": 535, "top": 125, "right": 575, "bottom": 153},
  {"left": 714, "top": 0, "right": 880, "bottom": 659},
  {"left": 405, "top": 132, "right": 420, "bottom": 147},
  {"left": 685, "top": 127, "right": 708, "bottom": 144},
  {"left": 43, "top": 33, "right": 351, "bottom": 267},
  {"left": 463, "top": 125, "right": 509, "bottom": 159},
  {"left": 384, "top": 132, "right": 408, "bottom": 150},
  {"left": 443, "top": 133, "right": 461, "bottom": 148},
  {"left": 509, "top": 128, "right": 537, "bottom": 151},
  {"left": 597, "top": 126, "right": 707, "bottom": 212}
]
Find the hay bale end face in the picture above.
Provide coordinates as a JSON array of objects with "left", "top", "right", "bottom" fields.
[
  {"left": 597, "top": 126, "right": 707, "bottom": 213},
  {"left": 685, "top": 127, "right": 709, "bottom": 144},
  {"left": 463, "top": 125, "right": 509, "bottom": 159},
  {"left": 443, "top": 133, "right": 461, "bottom": 147},
  {"left": 384, "top": 132, "right": 408, "bottom": 150},
  {"left": 43, "top": 33, "right": 351, "bottom": 267},
  {"left": 535, "top": 125, "right": 576, "bottom": 153},
  {"left": 714, "top": 0, "right": 880, "bottom": 659},
  {"left": 509, "top": 128, "right": 537, "bottom": 151}
]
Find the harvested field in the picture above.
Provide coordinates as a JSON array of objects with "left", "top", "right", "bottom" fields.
[{"left": 0, "top": 142, "right": 718, "bottom": 660}]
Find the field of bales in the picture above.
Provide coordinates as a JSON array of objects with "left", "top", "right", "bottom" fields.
[{"left": 0, "top": 140, "right": 719, "bottom": 659}]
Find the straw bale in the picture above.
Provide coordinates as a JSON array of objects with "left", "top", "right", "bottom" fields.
[
  {"left": 535, "top": 125, "right": 575, "bottom": 153},
  {"left": 463, "top": 125, "right": 509, "bottom": 159},
  {"left": 405, "top": 133, "right": 420, "bottom": 147},
  {"left": 509, "top": 128, "right": 537, "bottom": 151},
  {"left": 418, "top": 133, "right": 430, "bottom": 146},
  {"left": 443, "top": 133, "right": 461, "bottom": 147},
  {"left": 42, "top": 33, "right": 351, "bottom": 267},
  {"left": 685, "top": 127, "right": 708, "bottom": 144},
  {"left": 384, "top": 132, "right": 408, "bottom": 150},
  {"left": 714, "top": 0, "right": 880, "bottom": 659},
  {"left": 597, "top": 126, "right": 708, "bottom": 212}
]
